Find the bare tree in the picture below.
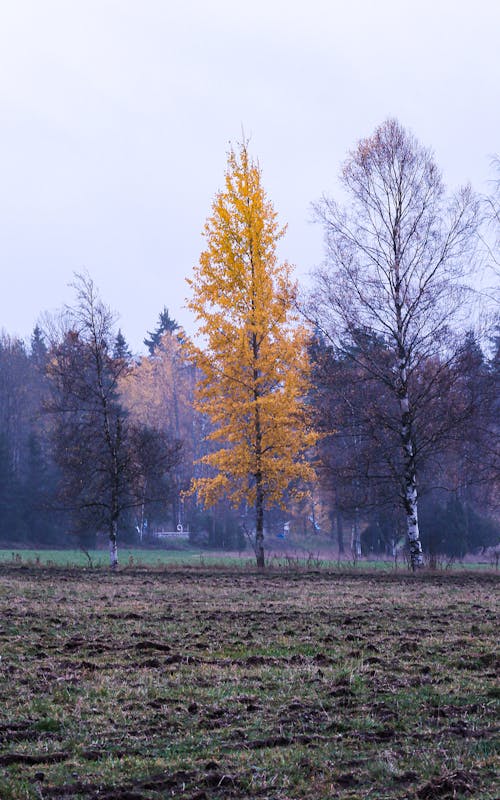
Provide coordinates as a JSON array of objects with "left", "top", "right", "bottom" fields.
[
  {"left": 483, "top": 157, "right": 500, "bottom": 270},
  {"left": 309, "top": 119, "right": 479, "bottom": 570},
  {"left": 45, "top": 274, "right": 131, "bottom": 566},
  {"left": 46, "top": 274, "right": 180, "bottom": 567},
  {"left": 481, "top": 158, "right": 500, "bottom": 327}
]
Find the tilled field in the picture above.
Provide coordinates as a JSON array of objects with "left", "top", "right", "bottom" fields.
[{"left": 0, "top": 566, "right": 498, "bottom": 799}]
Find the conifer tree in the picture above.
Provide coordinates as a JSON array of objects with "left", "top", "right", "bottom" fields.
[
  {"left": 113, "top": 329, "right": 132, "bottom": 362},
  {"left": 186, "top": 141, "right": 317, "bottom": 568},
  {"left": 144, "top": 308, "right": 179, "bottom": 355}
]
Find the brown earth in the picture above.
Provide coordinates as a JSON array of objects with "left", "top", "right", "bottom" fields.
[{"left": 0, "top": 565, "right": 498, "bottom": 799}]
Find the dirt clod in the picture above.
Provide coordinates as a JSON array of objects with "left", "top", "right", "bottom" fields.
[{"left": 417, "top": 769, "right": 479, "bottom": 798}]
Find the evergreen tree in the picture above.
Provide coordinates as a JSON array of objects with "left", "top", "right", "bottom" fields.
[
  {"left": 0, "top": 432, "right": 22, "bottom": 542},
  {"left": 113, "top": 329, "right": 132, "bottom": 362},
  {"left": 30, "top": 325, "right": 48, "bottom": 370},
  {"left": 144, "top": 308, "right": 179, "bottom": 355},
  {"left": 21, "top": 432, "right": 62, "bottom": 545}
]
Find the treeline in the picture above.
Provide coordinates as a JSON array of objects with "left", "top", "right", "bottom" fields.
[
  {"left": 0, "top": 120, "right": 499, "bottom": 564},
  {"left": 0, "top": 295, "right": 250, "bottom": 555},
  {"left": 1, "top": 306, "right": 497, "bottom": 561},
  {"left": 310, "top": 328, "right": 499, "bottom": 560}
]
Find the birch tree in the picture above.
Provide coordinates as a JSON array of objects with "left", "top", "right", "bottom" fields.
[
  {"left": 187, "top": 141, "right": 317, "bottom": 569},
  {"left": 310, "top": 119, "right": 479, "bottom": 570},
  {"left": 46, "top": 274, "right": 181, "bottom": 566},
  {"left": 482, "top": 156, "right": 500, "bottom": 289},
  {"left": 46, "top": 275, "right": 131, "bottom": 566}
]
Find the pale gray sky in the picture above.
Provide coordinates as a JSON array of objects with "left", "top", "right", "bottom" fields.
[{"left": 1, "top": 0, "right": 499, "bottom": 352}]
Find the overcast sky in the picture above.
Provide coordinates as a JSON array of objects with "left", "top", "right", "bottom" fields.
[{"left": 1, "top": 0, "right": 499, "bottom": 353}]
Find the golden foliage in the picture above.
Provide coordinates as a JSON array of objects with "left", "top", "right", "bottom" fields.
[
  {"left": 119, "top": 330, "right": 196, "bottom": 485},
  {"left": 186, "top": 141, "right": 317, "bottom": 512}
]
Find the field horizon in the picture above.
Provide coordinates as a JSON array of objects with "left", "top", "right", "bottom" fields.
[{"left": 0, "top": 544, "right": 497, "bottom": 572}]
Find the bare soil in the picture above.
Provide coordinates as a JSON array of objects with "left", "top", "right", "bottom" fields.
[{"left": 0, "top": 565, "right": 498, "bottom": 799}]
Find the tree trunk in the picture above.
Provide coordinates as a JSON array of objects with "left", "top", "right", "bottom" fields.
[
  {"left": 255, "top": 476, "right": 265, "bottom": 570},
  {"left": 109, "top": 519, "right": 118, "bottom": 569},
  {"left": 139, "top": 498, "right": 145, "bottom": 543},
  {"left": 394, "top": 255, "right": 423, "bottom": 571},
  {"left": 400, "top": 391, "right": 423, "bottom": 571},
  {"left": 351, "top": 508, "right": 361, "bottom": 561},
  {"left": 336, "top": 509, "right": 345, "bottom": 554},
  {"left": 252, "top": 323, "right": 265, "bottom": 571}
]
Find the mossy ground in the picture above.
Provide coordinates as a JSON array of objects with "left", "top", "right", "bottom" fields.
[{"left": 0, "top": 565, "right": 498, "bottom": 799}]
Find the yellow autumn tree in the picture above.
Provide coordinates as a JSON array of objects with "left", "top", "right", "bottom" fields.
[
  {"left": 119, "top": 329, "right": 197, "bottom": 530},
  {"left": 186, "top": 141, "right": 317, "bottom": 568}
]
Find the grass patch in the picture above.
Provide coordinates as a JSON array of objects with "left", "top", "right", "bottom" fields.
[
  {"left": 0, "top": 548, "right": 207, "bottom": 568},
  {"left": 1, "top": 546, "right": 496, "bottom": 571}
]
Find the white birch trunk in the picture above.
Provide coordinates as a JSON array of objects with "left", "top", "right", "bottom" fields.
[
  {"left": 399, "top": 392, "right": 423, "bottom": 570},
  {"left": 109, "top": 530, "right": 118, "bottom": 569},
  {"left": 394, "top": 244, "right": 424, "bottom": 572}
]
